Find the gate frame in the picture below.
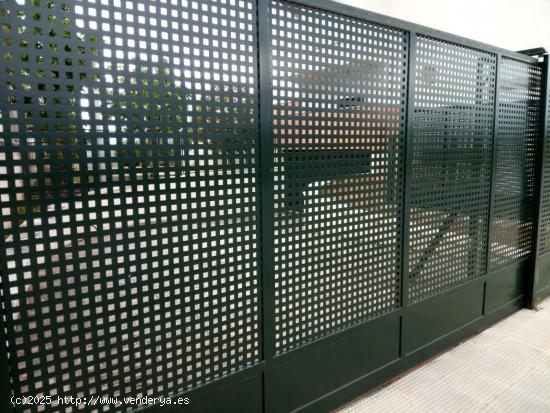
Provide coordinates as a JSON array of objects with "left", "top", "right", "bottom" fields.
[
  {"left": 0, "top": 0, "right": 547, "bottom": 412},
  {"left": 256, "top": 1, "right": 545, "bottom": 412},
  {"left": 528, "top": 52, "right": 550, "bottom": 308}
]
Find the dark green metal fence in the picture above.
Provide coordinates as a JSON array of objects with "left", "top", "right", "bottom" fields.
[{"left": 0, "top": 0, "right": 549, "bottom": 412}]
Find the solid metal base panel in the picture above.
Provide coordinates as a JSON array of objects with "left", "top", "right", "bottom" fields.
[
  {"left": 534, "top": 252, "right": 550, "bottom": 305},
  {"left": 403, "top": 280, "right": 485, "bottom": 354},
  {"left": 267, "top": 314, "right": 400, "bottom": 413},
  {"left": 534, "top": 283, "right": 550, "bottom": 307},
  {"left": 143, "top": 365, "right": 263, "bottom": 413},
  {"left": 264, "top": 279, "right": 521, "bottom": 413},
  {"left": 486, "top": 261, "right": 528, "bottom": 313},
  {"left": 296, "top": 299, "right": 521, "bottom": 413}
]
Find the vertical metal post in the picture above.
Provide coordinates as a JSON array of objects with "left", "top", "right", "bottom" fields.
[
  {"left": 256, "top": 0, "right": 275, "bottom": 411},
  {"left": 484, "top": 54, "right": 502, "bottom": 313},
  {"left": 399, "top": 32, "right": 417, "bottom": 355},
  {"left": 527, "top": 53, "right": 550, "bottom": 308}
]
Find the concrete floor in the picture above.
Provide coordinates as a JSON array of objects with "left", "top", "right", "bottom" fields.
[{"left": 338, "top": 298, "right": 550, "bottom": 413}]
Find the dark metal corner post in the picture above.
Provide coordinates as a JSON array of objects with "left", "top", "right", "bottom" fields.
[{"left": 528, "top": 53, "right": 550, "bottom": 308}]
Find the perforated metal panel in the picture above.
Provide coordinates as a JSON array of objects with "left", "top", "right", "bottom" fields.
[
  {"left": 538, "top": 75, "right": 550, "bottom": 256},
  {"left": 408, "top": 37, "right": 496, "bottom": 303},
  {"left": 0, "top": 0, "right": 260, "bottom": 410},
  {"left": 269, "top": 0, "right": 407, "bottom": 354},
  {"left": 490, "top": 58, "right": 542, "bottom": 269},
  {"left": 0, "top": 0, "right": 548, "bottom": 410}
]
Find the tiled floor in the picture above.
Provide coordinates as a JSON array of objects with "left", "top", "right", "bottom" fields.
[{"left": 338, "top": 298, "right": 550, "bottom": 413}]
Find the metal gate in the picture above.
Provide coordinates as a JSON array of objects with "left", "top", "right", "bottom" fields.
[{"left": 0, "top": 0, "right": 548, "bottom": 412}]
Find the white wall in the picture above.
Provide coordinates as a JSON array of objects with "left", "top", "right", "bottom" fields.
[{"left": 334, "top": 0, "right": 550, "bottom": 52}]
